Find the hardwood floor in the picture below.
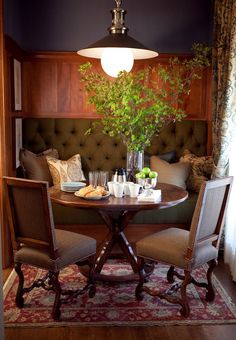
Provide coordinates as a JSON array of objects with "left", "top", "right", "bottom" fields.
[
  {"left": 4, "top": 324, "right": 236, "bottom": 340},
  {"left": 3, "top": 257, "right": 236, "bottom": 340}
]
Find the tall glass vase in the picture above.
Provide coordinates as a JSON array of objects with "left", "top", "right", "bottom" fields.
[{"left": 126, "top": 150, "right": 144, "bottom": 182}]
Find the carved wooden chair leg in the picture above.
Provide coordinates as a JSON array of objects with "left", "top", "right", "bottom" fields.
[
  {"left": 135, "top": 258, "right": 146, "bottom": 301},
  {"left": 205, "top": 259, "right": 217, "bottom": 301},
  {"left": 74, "top": 257, "right": 96, "bottom": 298},
  {"left": 179, "top": 270, "right": 191, "bottom": 317},
  {"left": 143, "top": 260, "right": 155, "bottom": 282},
  {"left": 188, "top": 259, "right": 217, "bottom": 302},
  {"left": 87, "top": 255, "right": 96, "bottom": 298},
  {"left": 15, "top": 262, "right": 25, "bottom": 308},
  {"left": 50, "top": 271, "right": 62, "bottom": 321},
  {"left": 167, "top": 265, "right": 175, "bottom": 283}
]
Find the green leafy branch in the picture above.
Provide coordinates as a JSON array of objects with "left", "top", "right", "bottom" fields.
[{"left": 79, "top": 44, "right": 210, "bottom": 152}]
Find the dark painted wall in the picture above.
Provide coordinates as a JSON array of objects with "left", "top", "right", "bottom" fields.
[
  {"left": 4, "top": 0, "right": 23, "bottom": 46},
  {"left": 4, "top": 0, "right": 214, "bottom": 53}
]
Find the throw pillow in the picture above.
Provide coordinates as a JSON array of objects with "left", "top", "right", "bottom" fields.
[
  {"left": 144, "top": 150, "right": 176, "bottom": 167},
  {"left": 150, "top": 156, "right": 191, "bottom": 189},
  {"left": 19, "top": 148, "right": 59, "bottom": 186},
  {"left": 46, "top": 153, "right": 86, "bottom": 185},
  {"left": 180, "top": 149, "right": 213, "bottom": 192}
]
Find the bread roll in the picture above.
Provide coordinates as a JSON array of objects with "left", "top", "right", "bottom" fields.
[
  {"left": 78, "top": 185, "right": 95, "bottom": 197},
  {"left": 85, "top": 189, "right": 102, "bottom": 197},
  {"left": 78, "top": 185, "right": 108, "bottom": 197}
]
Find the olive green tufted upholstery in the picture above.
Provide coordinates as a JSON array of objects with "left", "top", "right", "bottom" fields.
[
  {"left": 145, "top": 120, "right": 207, "bottom": 159},
  {"left": 22, "top": 118, "right": 208, "bottom": 225},
  {"left": 22, "top": 119, "right": 126, "bottom": 178},
  {"left": 22, "top": 118, "right": 207, "bottom": 178}
]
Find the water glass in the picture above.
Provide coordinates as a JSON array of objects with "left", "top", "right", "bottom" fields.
[
  {"left": 89, "top": 171, "right": 99, "bottom": 187},
  {"left": 98, "top": 171, "right": 108, "bottom": 188}
]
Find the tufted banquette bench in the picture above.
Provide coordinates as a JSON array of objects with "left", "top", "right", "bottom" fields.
[{"left": 21, "top": 118, "right": 208, "bottom": 239}]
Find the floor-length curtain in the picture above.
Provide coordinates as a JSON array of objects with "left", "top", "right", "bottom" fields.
[
  {"left": 225, "top": 135, "right": 236, "bottom": 280},
  {"left": 212, "top": 0, "right": 236, "bottom": 280}
]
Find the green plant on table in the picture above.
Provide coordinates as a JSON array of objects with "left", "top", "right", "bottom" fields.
[
  {"left": 79, "top": 44, "right": 210, "bottom": 152},
  {"left": 78, "top": 43, "right": 210, "bottom": 177}
]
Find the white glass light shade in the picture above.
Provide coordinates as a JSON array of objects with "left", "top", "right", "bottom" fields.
[
  {"left": 101, "top": 48, "right": 134, "bottom": 77},
  {"left": 77, "top": 2, "right": 158, "bottom": 75}
]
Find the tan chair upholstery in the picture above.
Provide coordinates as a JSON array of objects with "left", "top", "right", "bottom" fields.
[
  {"left": 135, "top": 177, "right": 233, "bottom": 317},
  {"left": 4, "top": 177, "right": 97, "bottom": 320}
]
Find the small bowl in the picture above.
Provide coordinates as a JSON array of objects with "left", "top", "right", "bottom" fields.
[{"left": 136, "top": 177, "right": 157, "bottom": 189}]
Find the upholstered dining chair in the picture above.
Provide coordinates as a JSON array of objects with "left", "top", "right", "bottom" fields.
[
  {"left": 135, "top": 176, "right": 233, "bottom": 317},
  {"left": 4, "top": 176, "right": 97, "bottom": 320}
]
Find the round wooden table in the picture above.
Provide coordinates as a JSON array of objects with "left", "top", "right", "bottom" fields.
[{"left": 49, "top": 183, "right": 188, "bottom": 282}]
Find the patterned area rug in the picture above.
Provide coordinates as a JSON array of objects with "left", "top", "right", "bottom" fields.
[{"left": 4, "top": 260, "right": 236, "bottom": 327}]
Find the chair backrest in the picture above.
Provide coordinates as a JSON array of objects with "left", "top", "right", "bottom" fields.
[
  {"left": 188, "top": 176, "right": 233, "bottom": 253},
  {"left": 4, "top": 177, "right": 57, "bottom": 257}
]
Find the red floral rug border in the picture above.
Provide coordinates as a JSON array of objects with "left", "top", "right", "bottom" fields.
[{"left": 4, "top": 262, "right": 236, "bottom": 328}]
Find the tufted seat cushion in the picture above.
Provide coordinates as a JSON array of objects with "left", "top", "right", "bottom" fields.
[
  {"left": 14, "top": 229, "right": 97, "bottom": 271},
  {"left": 136, "top": 228, "right": 218, "bottom": 269}
]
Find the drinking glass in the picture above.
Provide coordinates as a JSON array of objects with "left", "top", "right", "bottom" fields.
[
  {"left": 98, "top": 171, "right": 108, "bottom": 188},
  {"left": 89, "top": 171, "right": 99, "bottom": 188}
]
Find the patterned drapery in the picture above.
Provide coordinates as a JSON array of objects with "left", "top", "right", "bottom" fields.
[
  {"left": 212, "top": 0, "right": 236, "bottom": 178},
  {"left": 212, "top": 0, "right": 236, "bottom": 281}
]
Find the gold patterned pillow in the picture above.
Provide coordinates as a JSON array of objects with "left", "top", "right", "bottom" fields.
[
  {"left": 180, "top": 149, "right": 213, "bottom": 192},
  {"left": 46, "top": 154, "right": 86, "bottom": 185}
]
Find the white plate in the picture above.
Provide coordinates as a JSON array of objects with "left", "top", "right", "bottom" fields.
[
  {"left": 60, "top": 182, "right": 86, "bottom": 192},
  {"left": 74, "top": 192, "right": 110, "bottom": 200}
]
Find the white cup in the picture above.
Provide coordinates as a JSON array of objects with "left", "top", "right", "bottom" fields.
[
  {"left": 129, "top": 183, "right": 141, "bottom": 198},
  {"left": 113, "top": 182, "right": 124, "bottom": 198},
  {"left": 124, "top": 181, "right": 133, "bottom": 196},
  {"left": 107, "top": 181, "right": 115, "bottom": 195}
]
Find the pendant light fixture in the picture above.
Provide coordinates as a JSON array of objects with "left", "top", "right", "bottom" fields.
[{"left": 77, "top": 0, "right": 158, "bottom": 77}]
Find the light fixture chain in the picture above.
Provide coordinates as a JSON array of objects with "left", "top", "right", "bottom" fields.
[
  {"left": 110, "top": 0, "right": 128, "bottom": 34},
  {"left": 115, "top": 0, "right": 122, "bottom": 8}
]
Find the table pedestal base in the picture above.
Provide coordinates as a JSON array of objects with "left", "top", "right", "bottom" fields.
[
  {"left": 79, "top": 209, "right": 154, "bottom": 282},
  {"left": 79, "top": 260, "right": 155, "bottom": 282}
]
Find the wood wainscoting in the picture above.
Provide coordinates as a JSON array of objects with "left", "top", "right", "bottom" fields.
[{"left": 21, "top": 50, "right": 212, "bottom": 122}]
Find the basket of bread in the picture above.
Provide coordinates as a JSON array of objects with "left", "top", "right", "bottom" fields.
[{"left": 74, "top": 185, "right": 110, "bottom": 200}]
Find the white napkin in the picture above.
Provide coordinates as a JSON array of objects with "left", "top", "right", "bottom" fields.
[{"left": 137, "top": 189, "right": 161, "bottom": 202}]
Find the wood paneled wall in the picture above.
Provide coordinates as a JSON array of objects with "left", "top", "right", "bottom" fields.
[
  {"left": 21, "top": 50, "right": 212, "bottom": 121},
  {"left": 1, "top": 37, "right": 25, "bottom": 268},
  {"left": 4, "top": 35, "right": 212, "bottom": 122}
]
